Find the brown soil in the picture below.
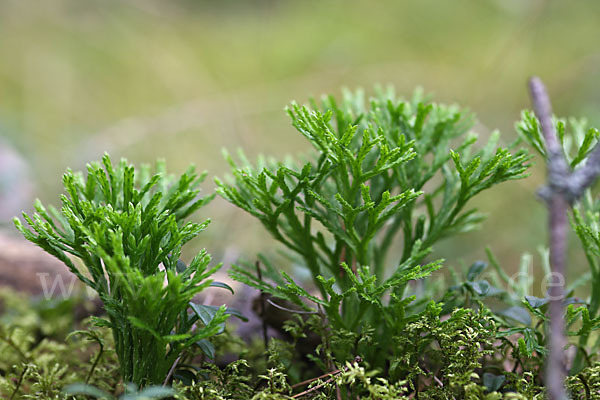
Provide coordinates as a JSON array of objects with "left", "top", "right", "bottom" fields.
[{"left": 0, "top": 230, "right": 77, "bottom": 296}]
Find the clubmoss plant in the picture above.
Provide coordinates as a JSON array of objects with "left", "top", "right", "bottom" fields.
[
  {"left": 14, "top": 154, "right": 229, "bottom": 387},
  {"left": 217, "top": 88, "right": 531, "bottom": 371}
]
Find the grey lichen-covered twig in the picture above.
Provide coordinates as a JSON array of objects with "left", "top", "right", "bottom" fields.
[
  {"left": 531, "top": 75, "right": 600, "bottom": 203},
  {"left": 529, "top": 77, "right": 568, "bottom": 400},
  {"left": 528, "top": 77, "right": 600, "bottom": 400}
]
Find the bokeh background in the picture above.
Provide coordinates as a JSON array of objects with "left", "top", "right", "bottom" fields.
[{"left": 1, "top": 0, "right": 600, "bottom": 295}]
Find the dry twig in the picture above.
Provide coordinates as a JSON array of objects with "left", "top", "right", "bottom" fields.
[
  {"left": 291, "top": 356, "right": 362, "bottom": 399},
  {"left": 528, "top": 76, "right": 600, "bottom": 400}
]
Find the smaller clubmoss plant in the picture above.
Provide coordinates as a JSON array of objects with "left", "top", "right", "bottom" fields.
[{"left": 14, "top": 154, "right": 229, "bottom": 388}]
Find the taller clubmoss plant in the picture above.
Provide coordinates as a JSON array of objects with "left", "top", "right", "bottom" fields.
[
  {"left": 217, "top": 88, "right": 532, "bottom": 372},
  {"left": 14, "top": 155, "right": 228, "bottom": 387}
]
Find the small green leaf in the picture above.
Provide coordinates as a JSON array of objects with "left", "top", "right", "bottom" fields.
[
  {"left": 483, "top": 372, "right": 505, "bottom": 392},
  {"left": 497, "top": 306, "right": 531, "bottom": 326},
  {"left": 210, "top": 281, "right": 235, "bottom": 294},
  {"left": 196, "top": 339, "right": 215, "bottom": 359},
  {"left": 466, "top": 261, "right": 487, "bottom": 281},
  {"left": 176, "top": 259, "right": 187, "bottom": 273},
  {"left": 466, "top": 280, "right": 490, "bottom": 296},
  {"left": 524, "top": 295, "right": 549, "bottom": 309},
  {"left": 189, "top": 303, "right": 226, "bottom": 334},
  {"left": 122, "top": 386, "right": 174, "bottom": 400},
  {"left": 225, "top": 307, "right": 248, "bottom": 321},
  {"left": 64, "top": 383, "right": 114, "bottom": 399},
  {"left": 189, "top": 303, "right": 219, "bottom": 325}
]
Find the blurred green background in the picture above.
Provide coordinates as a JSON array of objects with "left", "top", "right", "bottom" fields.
[{"left": 1, "top": 0, "right": 599, "bottom": 294}]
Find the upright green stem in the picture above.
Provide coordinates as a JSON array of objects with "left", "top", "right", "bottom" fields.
[{"left": 375, "top": 214, "right": 404, "bottom": 278}]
